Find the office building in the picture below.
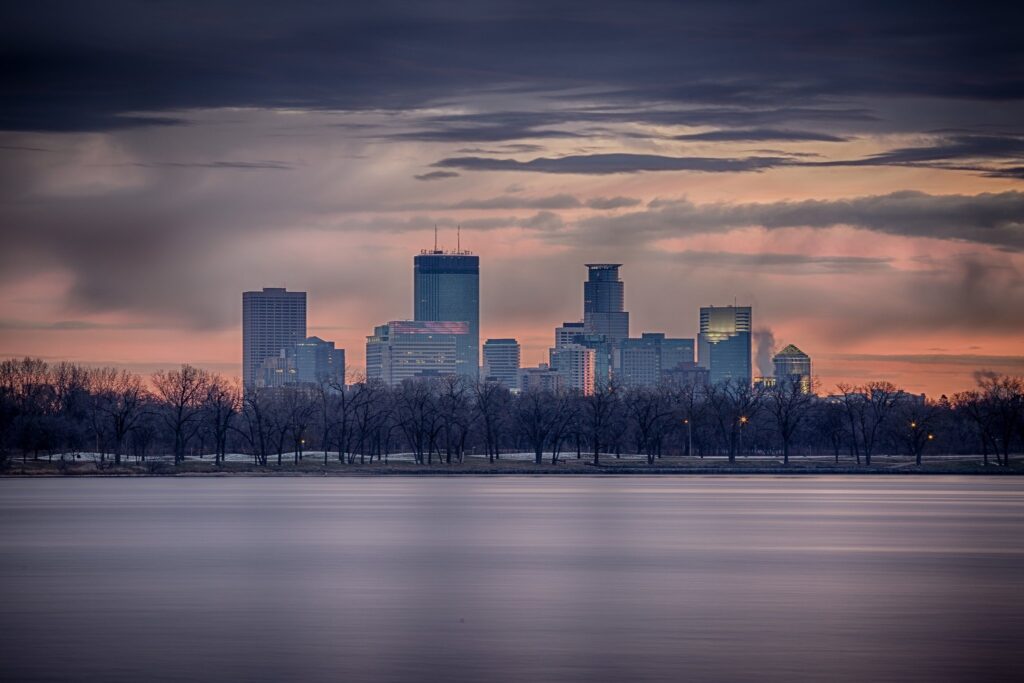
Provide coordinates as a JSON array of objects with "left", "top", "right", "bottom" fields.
[
  {"left": 294, "top": 336, "right": 346, "bottom": 386},
  {"left": 662, "top": 361, "right": 710, "bottom": 387},
  {"left": 554, "top": 321, "right": 586, "bottom": 348},
  {"left": 258, "top": 352, "right": 298, "bottom": 389},
  {"left": 414, "top": 247, "right": 479, "bottom": 380},
  {"left": 583, "top": 264, "right": 629, "bottom": 342},
  {"left": 518, "top": 364, "right": 563, "bottom": 393},
  {"left": 242, "top": 287, "right": 307, "bottom": 390},
  {"left": 366, "top": 320, "right": 467, "bottom": 387},
  {"left": 483, "top": 338, "right": 521, "bottom": 386},
  {"left": 773, "top": 344, "right": 812, "bottom": 394},
  {"left": 698, "top": 305, "right": 752, "bottom": 385},
  {"left": 553, "top": 343, "right": 596, "bottom": 395},
  {"left": 618, "top": 333, "right": 697, "bottom": 388}
]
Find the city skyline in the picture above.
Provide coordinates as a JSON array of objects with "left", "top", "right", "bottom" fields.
[
  {"left": 2, "top": 3, "right": 1023, "bottom": 398},
  {"left": 3, "top": 251, "right": 1021, "bottom": 398}
]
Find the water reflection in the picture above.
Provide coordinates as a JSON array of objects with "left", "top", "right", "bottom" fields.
[{"left": 1, "top": 477, "right": 1022, "bottom": 682}]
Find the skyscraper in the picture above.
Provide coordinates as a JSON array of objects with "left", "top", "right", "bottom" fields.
[
  {"left": 773, "top": 344, "right": 812, "bottom": 393},
  {"left": 483, "top": 338, "right": 521, "bottom": 386},
  {"left": 583, "top": 264, "right": 629, "bottom": 342},
  {"left": 366, "top": 320, "right": 467, "bottom": 387},
  {"left": 414, "top": 248, "right": 479, "bottom": 380},
  {"left": 242, "top": 287, "right": 307, "bottom": 390},
  {"left": 698, "top": 305, "right": 752, "bottom": 385}
]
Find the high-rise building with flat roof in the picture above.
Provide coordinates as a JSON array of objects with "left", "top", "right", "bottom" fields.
[
  {"left": 553, "top": 343, "right": 596, "bottom": 395},
  {"left": 618, "top": 333, "right": 696, "bottom": 388},
  {"left": 414, "top": 248, "right": 479, "bottom": 380},
  {"left": 366, "top": 320, "right": 467, "bottom": 387},
  {"left": 698, "top": 305, "right": 752, "bottom": 385},
  {"left": 242, "top": 287, "right": 307, "bottom": 390},
  {"left": 583, "top": 264, "right": 629, "bottom": 342},
  {"left": 518, "top": 364, "right": 563, "bottom": 393},
  {"left": 483, "top": 338, "right": 521, "bottom": 386},
  {"left": 554, "top": 321, "right": 586, "bottom": 348},
  {"left": 294, "top": 336, "right": 345, "bottom": 386},
  {"left": 773, "top": 344, "right": 812, "bottom": 393}
]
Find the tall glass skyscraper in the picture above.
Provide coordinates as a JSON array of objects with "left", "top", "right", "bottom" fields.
[
  {"left": 414, "top": 249, "right": 479, "bottom": 380},
  {"left": 583, "top": 264, "right": 629, "bottom": 342},
  {"left": 698, "top": 305, "right": 752, "bottom": 385},
  {"left": 242, "top": 287, "right": 306, "bottom": 390}
]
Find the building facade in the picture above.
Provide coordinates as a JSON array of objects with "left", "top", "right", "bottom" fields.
[
  {"left": 242, "top": 287, "right": 307, "bottom": 390},
  {"left": 583, "top": 264, "right": 629, "bottom": 342},
  {"left": 518, "top": 364, "right": 563, "bottom": 393},
  {"left": 553, "top": 343, "right": 596, "bottom": 395},
  {"left": 414, "top": 249, "right": 479, "bottom": 380},
  {"left": 698, "top": 305, "right": 752, "bottom": 385},
  {"left": 482, "top": 338, "right": 521, "bottom": 386},
  {"left": 772, "top": 344, "right": 812, "bottom": 393},
  {"left": 618, "top": 332, "right": 697, "bottom": 388},
  {"left": 258, "top": 352, "right": 298, "bottom": 389},
  {"left": 294, "top": 336, "right": 346, "bottom": 386},
  {"left": 366, "top": 320, "right": 467, "bottom": 387}
]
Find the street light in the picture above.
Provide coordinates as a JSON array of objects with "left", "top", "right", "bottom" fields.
[{"left": 683, "top": 418, "right": 692, "bottom": 457}]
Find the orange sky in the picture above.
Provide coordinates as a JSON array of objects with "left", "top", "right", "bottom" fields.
[{"left": 1, "top": 109, "right": 1022, "bottom": 397}]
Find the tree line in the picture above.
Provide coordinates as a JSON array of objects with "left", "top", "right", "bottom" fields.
[{"left": 2, "top": 357, "right": 1022, "bottom": 467}]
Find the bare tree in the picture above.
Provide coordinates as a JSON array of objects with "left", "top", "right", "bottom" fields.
[
  {"left": 203, "top": 376, "right": 240, "bottom": 465},
  {"left": 582, "top": 381, "right": 621, "bottom": 466},
  {"left": 474, "top": 381, "right": 510, "bottom": 463},
  {"left": 437, "top": 375, "right": 471, "bottom": 464},
  {"left": 626, "top": 387, "right": 674, "bottom": 464},
  {"left": 706, "top": 379, "right": 763, "bottom": 463},
  {"left": 395, "top": 379, "right": 439, "bottom": 464},
  {"left": 977, "top": 374, "right": 1023, "bottom": 465},
  {"left": 234, "top": 389, "right": 274, "bottom": 466},
  {"left": 765, "top": 377, "right": 817, "bottom": 465},
  {"left": 893, "top": 398, "right": 940, "bottom": 466},
  {"left": 151, "top": 365, "right": 211, "bottom": 464},
  {"left": 860, "top": 381, "right": 902, "bottom": 466},
  {"left": 283, "top": 389, "right": 316, "bottom": 464},
  {"left": 101, "top": 369, "right": 148, "bottom": 464},
  {"left": 515, "top": 388, "right": 561, "bottom": 465}
]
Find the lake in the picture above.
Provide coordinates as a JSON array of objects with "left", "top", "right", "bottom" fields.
[{"left": 1, "top": 476, "right": 1021, "bottom": 682}]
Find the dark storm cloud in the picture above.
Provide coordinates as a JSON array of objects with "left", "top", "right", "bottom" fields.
[
  {"left": 393, "top": 194, "right": 638, "bottom": 211},
  {"left": 819, "top": 134, "right": 1024, "bottom": 167},
  {"left": 389, "top": 126, "right": 583, "bottom": 143},
  {"left": 572, "top": 191, "right": 1024, "bottom": 250},
  {"left": 433, "top": 154, "right": 790, "bottom": 174},
  {"left": 413, "top": 170, "right": 460, "bottom": 181},
  {"left": 3, "top": 1, "right": 1021, "bottom": 132},
  {"left": 673, "top": 129, "right": 847, "bottom": 142}
]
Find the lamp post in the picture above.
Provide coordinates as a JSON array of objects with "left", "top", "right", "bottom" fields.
[{"left": 683, "top": 418, "right": 693, "bottom": 458}]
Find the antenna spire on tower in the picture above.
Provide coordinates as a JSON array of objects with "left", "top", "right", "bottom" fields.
[
  {"left": 457, "top": 224, "right": 461, "bottom": 252},
  {"left": 434, "top": 224, "right": 438, "bottom": 251}
]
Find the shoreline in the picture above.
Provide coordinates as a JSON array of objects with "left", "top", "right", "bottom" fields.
[{"left": 3, "top": 459, "right": 1022, "bottom": 478}]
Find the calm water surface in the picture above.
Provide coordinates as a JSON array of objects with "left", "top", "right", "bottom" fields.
[{"left": 1, "top": 476, "right": 1022, "bottom": 682}]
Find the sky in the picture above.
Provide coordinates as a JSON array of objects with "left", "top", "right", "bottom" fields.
[{"left": 1, "top": 0, "right": 1023, "bottom": 397}]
